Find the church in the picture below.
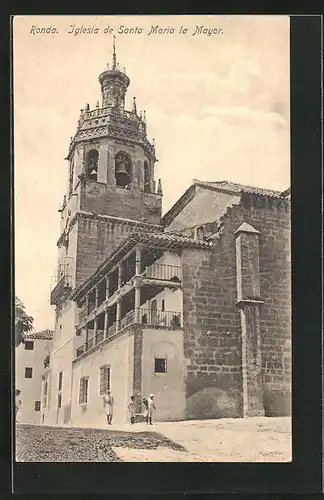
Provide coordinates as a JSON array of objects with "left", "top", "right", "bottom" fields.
[{"left": 41, "top": 42, "right": 291, "bottom": 426}]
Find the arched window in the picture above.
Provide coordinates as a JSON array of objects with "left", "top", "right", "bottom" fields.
[
  {"left": 115, "top": 151, "right": 132, "bottom": 188},
  {"left": 85, "top": 149, "right": 99, "bottom": 181},
  {"left": 144, "top": 161, "right": 150, "bottom": 193},
  {"left": 195, "top": 226, "right": 205, "bottom": 240}
]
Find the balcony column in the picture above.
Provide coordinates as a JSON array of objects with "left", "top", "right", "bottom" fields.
[
  {"left": 116, "top": 297, "right": 122, "bottom": 332},
  {"left": 85, "top": 324, "right": 89, "bottom": 351},
  {"left": 95, "top": 286, "right": 99, "bottom": 309},
  {"left": 135, "top": 246, "right": 142, "bottom": 275},
  {"left": 134, "top": 288, "right": 141, "bottom": 323},
  {"left": 105, "top": 275, "right": 110, "bottom": 301},
  {"left": 85, "top": 294, "right": 89, "bottom": 315},
  {"left": 104, "top": 308, "right": 109, "bottom": 339},
  {"left": 118, "top": 263, "right": 123, "bottom": 289},
  {"left": 93, "top": 317, "right": 98, "bottom": 342}
]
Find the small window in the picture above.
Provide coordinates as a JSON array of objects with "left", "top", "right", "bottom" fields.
[
  {"left": 35, "top": 401, "right": 41, "bottom": 411},
  {"left": 79, "top": 377, "right": 89, "bottom": 405},
  {"left": 155, "top": 357, "right": 167, "bottom": 374},
  {"left": 58, "top": 371, "right": 63, "bottom": 391},
  {"left": 24, "top": 341, "right": 34, "bottom": 350},
  {"left": 161, "top": 299, "right": 165, "bottom": 312},
  {"left": 99, "top": 365, "right": 110, "bottom": 396},
  {"left": 57, "top": 372, "right": 63, "bottom": 408},
  {"left": 25, "top": 367, "right": 33, "bottom": 378}
]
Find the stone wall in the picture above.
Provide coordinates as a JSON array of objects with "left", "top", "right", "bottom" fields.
[
  {"left": 80, "top": 180, "right": 162, "bottom": 224},
  {"left": 75, "top": 213, "right": 162, "bottom": 286},
  {"left": 179, "top": 194, "right": 291, "bottom": 419},
  {"left": 182, "top": 247, "right": 243, "bottom": 420}
]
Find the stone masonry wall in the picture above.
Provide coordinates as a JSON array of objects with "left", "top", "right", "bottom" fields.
[
  {"left": 180, "top": 194, "right": 291, "bottom": 418},
  {"left": 75, "top": 214, "right": 162, "bottom": 286},
  {"left": 182, "top": 247, "right": 242, "bottom": 420},
  {"left": 80, "top": 180, "right": 162, "bottom": 225}
]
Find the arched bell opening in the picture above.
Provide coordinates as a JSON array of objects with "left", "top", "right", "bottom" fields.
[
  {"left": 115, "top": 151, "right": 132, "bottom": 188},
  {"left": 143, "top": 160, "right": 150, "bottom": 193},
  {"left": 85, "top": 149, "right": 99, "bottom": 181}
]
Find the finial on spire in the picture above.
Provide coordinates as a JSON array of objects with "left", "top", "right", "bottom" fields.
[
  {"left": 112, "top": 35, "right": 117, "bottom": 70},
  {"left": 152, "top": 138, "right": 155, "bottom": 148},
  {"left": 96, "top": 101, "right": 99, "bottom": 108},
  {"left": 140, "top": 110, "right": 143, "bottom": 120},
  {"left": 143, "top": 110, "right": 146, "bottom": 123},
  {"left": 123, "top": 66, "right": 126, "bottom": 74},
  {"left": 157, "top": 179, "right": 163, "bottom": 196},
  {"left": 132, "top": 97, "right": 137, "bottom": 114}
]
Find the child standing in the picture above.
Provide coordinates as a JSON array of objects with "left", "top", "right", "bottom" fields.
[
  {"left": 127, "top": 395, "right": 136, "bottom": 424},
  {"left": 102, "top": 390, "right": 114, "bottom": 425}
]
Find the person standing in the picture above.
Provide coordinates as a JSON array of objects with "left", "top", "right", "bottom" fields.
[
  {"left": 103, "top": 390, "right": 114, "bottom": 425},
  {"left": 15, "top": 389, "right": 21, "bottom": 422},
  {"left": 146, "top": 393, "right": 156, "bottom": 425},
  {"left": 127, "top": 395, "right": 136, "bottom": 424}
]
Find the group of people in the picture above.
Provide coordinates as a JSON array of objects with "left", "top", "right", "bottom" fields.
[{"left": 102, "top": 391, "right": 156, "bottom": 425}]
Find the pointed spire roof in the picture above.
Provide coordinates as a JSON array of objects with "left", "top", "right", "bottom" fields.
[{"left": 234, "top": 222, "right": 260, "bottom": 235}]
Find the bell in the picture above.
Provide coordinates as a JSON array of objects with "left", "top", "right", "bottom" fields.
[
  {"left": 116, "top": 162, "right": 130, "bottom": 187},
  {"left": 89, "top": 168, "right": 97, "bottom": 180}
]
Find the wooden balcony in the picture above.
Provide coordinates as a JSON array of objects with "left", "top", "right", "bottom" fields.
[
  {"left": 143, "top": 263, "right": 181, "bottom": 282},
  {"left": 74, "top": 309, "right": 182, "bottom": 360},
  {"left": 50, "top": 275, "right": 72, "bottom": 305}
]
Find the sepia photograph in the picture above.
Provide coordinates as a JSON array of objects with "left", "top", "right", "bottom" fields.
[{"left": 14, "top": 14, "right": 291, "bottom": 464}]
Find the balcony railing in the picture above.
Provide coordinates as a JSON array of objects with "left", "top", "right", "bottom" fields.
[
  {"left": 50, "top": 275, "right": 72, "bottom": 305},
  {"left": 95, "top": 330, "right": 104, "bottom": 345},
  {"left": 74, "top": 308, "right": 182, "bottom": 359},
  {"left": 120, "top": 311, "right": 135, "bottom": 329},
  {"left": 78, "top": 307, "right": 88, "bottom": 322},
  {"left": 140, "top": 309, "right": 182, "bottom": 329},
  {"left": 143, "top": 264, "right": 182, "bottom": 282}
]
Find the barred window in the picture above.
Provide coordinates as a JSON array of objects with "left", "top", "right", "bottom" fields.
[
  {"left": 99, "top": 365, "right": 110, "bottom": 396},
  {"left": 24, "top": 341, "right": 34, "bottom": 350},
  {"left": 79, "top": 377, "right": 89, "bottom": 405},
  {"left": 35, "top": 401, "right": 41, "bottom": 411},
  {"left": 25, "top": 367, "right": 33, "bottom": 378},
  {"left": 155, "top": 357, "right": 167, "bottom": 373}
]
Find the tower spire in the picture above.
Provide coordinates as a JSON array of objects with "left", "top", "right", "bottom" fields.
[{"left": 112, "top": 35, "right": 117, "bottom": 70}]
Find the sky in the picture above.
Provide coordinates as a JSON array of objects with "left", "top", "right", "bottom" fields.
[{"left": 14, "top": 15, "right": 290, "bottom": 331}]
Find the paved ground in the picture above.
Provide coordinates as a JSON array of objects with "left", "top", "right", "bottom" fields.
[
  {"left": 16, "top": 416, "right": 291, "bottom": 462},
  {"left": 110, "top": 416, "right": 292, "bottom": 462}
]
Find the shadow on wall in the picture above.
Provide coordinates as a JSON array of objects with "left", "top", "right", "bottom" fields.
[
  {"left": 263, "top": 389, "right": 291, "bottom": 417},
  {"left": 185, "top": 387, "right": 242, "bottom": 420}
]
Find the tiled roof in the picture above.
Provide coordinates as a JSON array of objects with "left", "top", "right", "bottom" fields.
[
  {"left": 193, "top": 179, "right": 284, "bottom": 198},
  {"left": 162, "top": 179, "right": 288, "bottom": 227},
  {"left": 24, "top": 329, "right": 54, "bottom": 341},
  {"left": 128, "top": 231, "right": 213, "bottom": 248},
  {"left": 71, "top": 231, "right": 212, "bottom": 300}
]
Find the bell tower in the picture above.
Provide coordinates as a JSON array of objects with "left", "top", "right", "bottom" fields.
[
  {"left": 47, "top": 41, "right": 164, "bottom": 426},
  {"left": 57, "top": 38, "right": 164, "bottom": 289}
]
